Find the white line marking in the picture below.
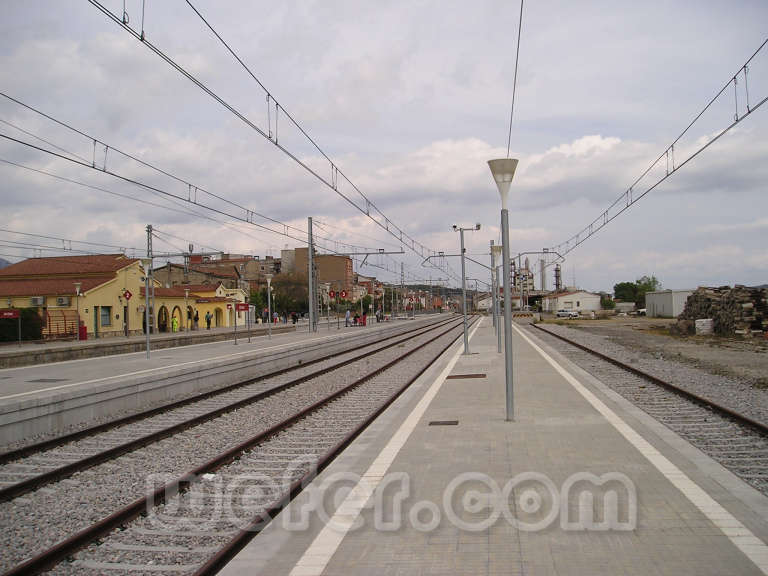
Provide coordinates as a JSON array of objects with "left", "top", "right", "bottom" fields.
[
  {"left": 289, "top": 318, "right": 484, "bottom": 576},
  {"left": 0, "top": 332, "right": 355, "bottom": 401},
  {"left": 513, "top": 323, "right": 768, "bottom": 575}
]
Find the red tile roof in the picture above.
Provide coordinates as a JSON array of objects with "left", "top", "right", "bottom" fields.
[
  {"left": 0, "top": 254, "right": 139, "bottom": 277},
  {"left": 0, "top": 276, "right": 114, "bottom": 297},
  {"left": 140, "top": 287, "right": 202, "bottom": 298},
  {"left": 179, "top": 283, "right": 221, "bottom": 292},
  {"left": 194, "top": 296, "right": 235, "bottom": 303},
  {"left": 189, "top": 266, "right": 237, "bottom": 278}
]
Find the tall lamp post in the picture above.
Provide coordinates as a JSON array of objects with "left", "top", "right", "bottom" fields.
[
  {"left": 488, "top": 158, "right": 519, "bottom": 421},
  {"left": 452, "top": 223, "right": 480, "bottom": 355},
  {"left": 265, "top": 273, "right": 273, "bottom": 339},
  {"left": 74, "top": 282, "right": 82, "bottom": 341}
]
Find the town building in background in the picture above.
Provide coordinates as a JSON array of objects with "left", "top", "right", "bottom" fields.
[
  {"left": 0, "top": 254, "right": 144, "bottom": 339},
  {"left": 645, "top": 289, "right": 694, "bottom": 318}
]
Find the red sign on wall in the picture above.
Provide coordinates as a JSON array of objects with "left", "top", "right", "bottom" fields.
[
  {"left": 0, "top": 309, "right": 20, "bottom": 319},
  {"left": 123, "top": 290, "right": 132, "bottom": 301},
  {"left": 236, "top": 303, "right": 249, "bottom": 311}
]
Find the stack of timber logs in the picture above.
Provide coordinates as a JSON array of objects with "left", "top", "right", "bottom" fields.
[{"left": 677, "top": 285, "right": 768, "bottom": 336}]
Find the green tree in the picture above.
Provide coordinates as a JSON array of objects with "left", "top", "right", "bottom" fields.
[
  {"left": 613, "top": 282, "right": 638, "bottom": 303},
  {"left": 635, "top": 275, "right": 661, "bottom": 308},
  {"left": 613, "top": 276, "right": 662, "bottom": 308},
  {"left": 599, "top": 293, "right": 616, "bottom": 309}
]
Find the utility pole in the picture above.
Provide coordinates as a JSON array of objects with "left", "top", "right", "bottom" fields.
[
  {"left": 145, "top": 225, "right": 153, "bottom": 359},
  {"left": 308, "top": 217, "right": 316, "bottom": 332},
  {"left": 400, "top": 262, "right": 404, "bottom": 320},
  {"left": 453, "top": 223, "right": 480, "bottom": 355},
  {"left": 491, "top": 240, "right": 497, "bottom": 331}
]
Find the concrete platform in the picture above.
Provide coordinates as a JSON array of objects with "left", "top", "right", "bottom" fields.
[
  {"left": 0, "top": 322, "right": 300, "bottom": 369},
  {"left": 0, "top": 317, "right": 433, "bottom": 445},
  {"left": 219, "top": 318, "right": 768, "bottom": 576}
]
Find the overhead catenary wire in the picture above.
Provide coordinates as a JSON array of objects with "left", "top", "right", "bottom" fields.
[
  {"left": 0, "top": 135, "right": 410, "bottom": 284},
  {"left": 0, "top": 227, "right": 144, "bottom": 255},
  {"left": 85, "top": 0, "right": 457, "bottom": 282},
  {"left": 0, "top": 91, "right": 314, "bottom": 243},
  {"left": 0, "top": 93, "right": 405, "bottom": 264},
  {"left": 506, "top": 0, "right": 524, "bottom": 158},
  {"left": 0, "top": 152, "right": 388, "bottom": 275},
  {"left": 546, "top": 36, "right": 768, "bottom": 261},
  {"left": 0, "top": 131, "right": 356, "bottom": 257}
]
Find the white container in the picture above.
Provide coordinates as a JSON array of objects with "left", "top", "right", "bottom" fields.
[{"left": 695, "top": 318, "right": 714, "bottom": 335}]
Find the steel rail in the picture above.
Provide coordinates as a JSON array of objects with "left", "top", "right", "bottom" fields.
[
  {"left": 0, "top": 317, "right": 458, "bottom": 501},
  {"left": 531, "top": 324, "right": 768, "bottom": 436},
  {"left": 1, "top": 317, "right": 471, "bottom": 576},
  {"left": 194, "top": 317, "right": 478, "bottom": 575},
  {"left": 0, "top": 316, "right": 453, "bottom": 465}
]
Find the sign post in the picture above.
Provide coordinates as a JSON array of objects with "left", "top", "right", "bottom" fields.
[
  {"left": 227, "top": 303, "right": 236, "bottom": 345},
  {"left": 235, "top": 303, "right": 249, "bottom": 345}
]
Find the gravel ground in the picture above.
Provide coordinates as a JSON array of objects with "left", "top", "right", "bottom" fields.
[
  {"left": 51, "top": 320, "right": 465, "bottom": 576},
  {"left": 537, "top": 320, "right": 768, "bottom": 425},
  {"left": 0, "top": 318, "right": 462, "bottom": 573}
]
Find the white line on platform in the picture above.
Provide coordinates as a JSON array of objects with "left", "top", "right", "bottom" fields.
[
  {"left": 289, "top": 318, "right": 483, "bottom": 576},
  {"left": 513, "top": 323, "right": 768, "bottom": 575},
  {"left": 0, "top": 332, "right": 349, "bottom": 401}
]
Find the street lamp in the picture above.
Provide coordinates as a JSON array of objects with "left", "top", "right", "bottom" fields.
[
  {"left": 452, "top": 222, "right": 481, "bottom": 355},
  {"left": 73, "top": 281, "right": 82, "bottom": 341},
  {"left": 488, "top": 157, "right": 519, "bottom": 422},
  {"left": 265, "top": 273, "right": 273, "bottom": 339}
]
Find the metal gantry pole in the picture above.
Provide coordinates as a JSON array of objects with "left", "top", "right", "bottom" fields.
[
  {"left": 496, "top": 265, "right": 502, "bottom": 354},
  {"left": 501, "top": 209, "right": 514, "bottom": 421},
  {"left": 308, "top": 217, "right": 316, "bottom": 333},
  {"left": 145, "top": 225, "right": 152, "bottom": 359},
  {"left": 460, "top": 228, "right": 469, "bottom": 354},
  {"left": 490, "top": 240, "right": 497, "bottom": 331},
  {"left": 266, "top": 275, "right": 273, "bottom": 340}
]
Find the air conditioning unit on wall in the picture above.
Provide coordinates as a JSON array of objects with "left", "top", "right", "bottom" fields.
[
  {"left": 30, "top": 296, "right": 45, "bottom": 306},
  {"left": 56, "top": 296, "right": 71, "bottom": 306}
]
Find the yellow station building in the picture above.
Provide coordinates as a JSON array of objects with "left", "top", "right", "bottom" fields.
[{"left": 0, "top": 254, "right": 247, "bottom": 339}]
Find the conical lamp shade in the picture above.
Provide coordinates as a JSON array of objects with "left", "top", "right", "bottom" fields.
[{"left": 488, "top": 158, "right": 519, "bottom": 210}]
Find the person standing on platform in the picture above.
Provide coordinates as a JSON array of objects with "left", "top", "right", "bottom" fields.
[
  {"left": 345, "top": 309, "right": 351, "bottom": 327},
  {"left": 171, "top": 316, "right": 178, "bottom": 333},
  {"left": 205, "top": 311, "right": 212, "bottom": 330},
  {"left": 194, "top": 310, "right": 199, "bottom": 330}
]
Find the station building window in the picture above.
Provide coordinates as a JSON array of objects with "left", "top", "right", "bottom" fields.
[{"left": 100, "top": 306, "right": 112, "bottom": 327}]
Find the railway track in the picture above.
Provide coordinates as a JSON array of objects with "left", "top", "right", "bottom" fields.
[
  {"left": 0, "top": 316, "right": 455, "bottom": 501},
  {"left": 0, "top": 315, "right": 471, "bottom": 575},
  {"left": 530, "top": 323, "right": 768, "bottom": 495}
]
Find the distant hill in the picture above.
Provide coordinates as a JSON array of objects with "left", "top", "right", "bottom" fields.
[
  {"left": 0, "top": 258, "right": 10, "bottom": 270},
  {"left": 753, "top": 284, "right": 768, "bottom": 290}
]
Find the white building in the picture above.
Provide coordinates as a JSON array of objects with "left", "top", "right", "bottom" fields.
[
  {"left": 546, "top": 290, "right": 601, "bottom": 313},
  {"left": 645, "top": 289, "right": 693, "bottom": 318},
  {"left": 476, "top": 296, "right": 493, "bottom": 311}
]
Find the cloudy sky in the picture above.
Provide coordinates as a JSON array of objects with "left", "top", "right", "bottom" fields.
[{"left": 1, "top": 1, "right": 766, "bottom": 292}]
